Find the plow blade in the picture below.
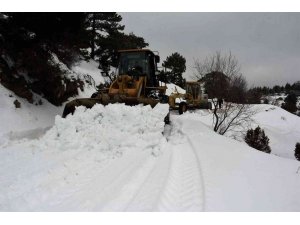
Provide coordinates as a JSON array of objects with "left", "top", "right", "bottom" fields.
[{"left": 62, "top": 95, "right": 160, "bottom": 118}]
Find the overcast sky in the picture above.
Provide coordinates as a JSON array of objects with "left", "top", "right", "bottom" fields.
[{"left": 120, "top": 12, "right": 300, "bottom": 87}]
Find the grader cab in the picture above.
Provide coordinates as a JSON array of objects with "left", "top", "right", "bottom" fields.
[{"left": 169, "top": 81, "right": 211, "bottom": 114}]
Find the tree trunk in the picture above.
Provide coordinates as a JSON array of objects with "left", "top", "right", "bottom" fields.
[{"left": 90, "top": 13, "right": 96, "bottom": 59}]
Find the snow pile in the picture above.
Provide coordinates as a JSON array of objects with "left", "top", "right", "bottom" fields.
[
  {"left": 0, "top": 103, "right": 169, "bottom": 211},
  {"left": 35, "top": 103, "right": 169, "bottom": 156}
]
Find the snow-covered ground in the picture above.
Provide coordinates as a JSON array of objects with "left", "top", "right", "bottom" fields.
[
  {"left": 1, "top": 103, "right": 300, "bottom": 211},
  {"left": 1, "top": 60, "right": 300, "bottom": 211}
]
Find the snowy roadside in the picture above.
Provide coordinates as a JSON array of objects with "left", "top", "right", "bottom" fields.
[{"left": 1, "top": 103, "right": 300, "bottom": 211}]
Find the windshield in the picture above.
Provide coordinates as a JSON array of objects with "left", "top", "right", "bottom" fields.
[
  {"left": 118, "top": 52, "right": 149, "bottom": 76},
  {"left": 186, "top": 83, "right": 201, "bottom": 99}
]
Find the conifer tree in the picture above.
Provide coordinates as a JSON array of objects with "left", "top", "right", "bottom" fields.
[
  {"left": 162, "top": 52, "right": 186, "bottom": 88},
  {"left": 245, "top": 126, "right": 271, "bottom": 153}
]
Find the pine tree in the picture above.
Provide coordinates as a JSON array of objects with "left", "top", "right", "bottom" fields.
[
  {"left": 162, "top": 52, "right": 186, "bottom": 88},
  {"left": 85, "top": 13, "right": 148, "bottom": 78},
  {"left": 245, "top": 126, "right": 271, "bottom": 153},
  {"left": 203, "top": 71, "right": 229, "bottom": 101},
  {"left": 85, "top": 13, "right": 125, "bottom": 59},
  {"left": 295, "top": 143, "right": 300, "bottom": 161},
  {"left": 282, "top": 93, "right": 297, "bottom": 113}
]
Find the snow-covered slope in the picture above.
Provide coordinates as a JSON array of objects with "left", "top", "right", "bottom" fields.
[
  {"left": 252, "top": 104, "right": 300, "bottom": 159},
  {"left": 0, "top": 85, "right": 63, "bottom": 146},
  {"left": 0, "top": 103, "right": 300, "bottom": 211},
  {"left": 71, "top": 60, "right": 105, "bottom": 87},
  {"left": 193, "top": 104, "right": 300, "bottom": 160},
  {"left": 0, "top": 59, "right": 104, "bottom": 146}
]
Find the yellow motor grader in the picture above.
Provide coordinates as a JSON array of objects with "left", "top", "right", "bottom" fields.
[
  {"left": 62, "top": 49, "right": 170, "bottom": 121},
  {"left": 168, "top": 81, "right": 211, "bottom": 114}
]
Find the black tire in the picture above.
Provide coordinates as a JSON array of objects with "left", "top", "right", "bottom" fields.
[
  {"left": 91, "top": 92, "right": 98, "bottom": 98},
  {"left": 62, "top": 104, "right": 76, "bottom": 118},
  {"left": 207, "top": 102, "right": 212, "bottom": 110},
  {"left": 178, "top": 102, "right": 188, "bottom": 115},
  {"left": 161, "top": 95, "right": 169, "bottom": 104},
  {"left": 164, "top": 112, "right": 170, "bottom": 124}
]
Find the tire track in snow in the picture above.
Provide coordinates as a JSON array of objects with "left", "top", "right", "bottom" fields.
[
  {"left": 95, "top": 125, "right": 173, "bottom": 211},
  {"left": 155, "top": 119, "right": 206, "bottom": 211},
  {"left": 100, "top": 147, "right": 172, "bottom": 211},
  {"left": 57, "top": 150, "right": 153, "bottom": 211}
]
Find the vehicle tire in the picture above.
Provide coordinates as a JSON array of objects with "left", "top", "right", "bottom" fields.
[
  {"left": 178, "top": 102, "right": 188, "bottom": 115},
  {"left": 91, "top": 92, "right": 98, "bottom": 98},
  {"left": 164, "top": 112, "right": 170, "bottom": 124},
  {"left": 161, "top": 95, "right": 169, "bottom": 104},
  {"left": 207, "top": 102, "right": 212, "bottom": 110}
]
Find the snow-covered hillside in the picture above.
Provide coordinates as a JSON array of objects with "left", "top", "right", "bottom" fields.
[
  {"left": 192, "top": 104, "right": 300, "bottom": 160},
  {"left": 0, "top": 59, "right": 102, "bottom": 146},
  {"left": 252, "top": 105, "right": 300, "bottom": 159},
  {"left": 0, "top": 85, "right": 63, "bottom": 146}
]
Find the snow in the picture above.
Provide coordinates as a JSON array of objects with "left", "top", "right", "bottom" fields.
[
  {"left": 1, "top": 59, "right": 300, "bottom": 211},
  {"left": 192, "top": 104, "right": 300, "bottom": 160},
  {"left": 0, "top": 103, "right": 169, "bottom": 211},
  {"left": 0, "top": 58, "right": 104, "bottom": 147},
  {"left": 71, "top": 59, "right": 105, "bottom": 87},
  {"left": 1, "top": 104, "right": 300, "bottom": 211},
  {"left": 251, "top": 104, "right": 300, "bottom": 159},
  {"left": 0, "top": 85, "right": 63, "bottom": 147}
]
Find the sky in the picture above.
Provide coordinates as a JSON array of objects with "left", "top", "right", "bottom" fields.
[{"left": 120, "top": 12, "right": 300, "bottom": 88}]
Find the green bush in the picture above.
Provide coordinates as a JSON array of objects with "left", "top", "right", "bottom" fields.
[{"left": 245, "top": 126, "right": 271, "bottom": 153}]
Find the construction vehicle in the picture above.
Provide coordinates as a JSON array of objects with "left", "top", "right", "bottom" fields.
[
  {"left": 62, "top": 49, "right": 170, "bottom": 121},
  {"left": 169, "top": 81, "right": 211, "bottom": 114}
]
